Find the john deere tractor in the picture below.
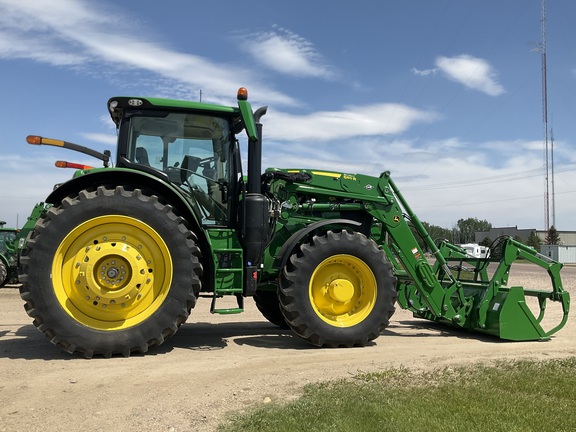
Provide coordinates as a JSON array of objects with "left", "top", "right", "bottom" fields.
[
  {"left": 19, "top": 88, "right": 569, "bottom": 357},
  {"left": 0, "top": 225, "right": 19, "bottom": 286},
  {"left": 0, "top": 205, "right": 45, "bottom": 287}
]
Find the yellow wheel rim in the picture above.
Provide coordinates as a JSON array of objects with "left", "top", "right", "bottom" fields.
[
  {"left": 52, "top": 215, "right": 173, "bottom": 330},
  {"left": 309, "top": 254, "right": 377, "bottom": 327}
]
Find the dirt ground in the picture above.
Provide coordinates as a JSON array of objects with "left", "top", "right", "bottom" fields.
[{"left": 1, "top": 263, "right": 575, "bottom": 432}]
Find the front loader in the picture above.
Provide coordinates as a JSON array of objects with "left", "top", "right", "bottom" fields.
[{"left": 19, "top": 88, "right": 570, "bottom": 357}]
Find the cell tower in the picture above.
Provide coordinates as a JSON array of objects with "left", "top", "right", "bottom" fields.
[
  {"left": 551, "top": 127, "right": 556, "bottom": 227},
  {"left": 540, "top": 0, "right": 551, "bottom": 231}
]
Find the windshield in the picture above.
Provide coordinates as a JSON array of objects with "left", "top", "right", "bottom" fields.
[{"left": 126, "top": 112, "right": 233, "bottom": 225}]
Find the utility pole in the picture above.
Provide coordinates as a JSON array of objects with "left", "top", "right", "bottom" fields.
[
  {"left": 540, "top": 0, "right": 550, "bottom": 232},
  {"left": 551, "top": 127, "right": 556, "bottom": 226}
]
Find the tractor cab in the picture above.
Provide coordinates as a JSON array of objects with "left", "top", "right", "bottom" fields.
[{"left": 108, "top": 97, "right": 244, "bottom": 226}]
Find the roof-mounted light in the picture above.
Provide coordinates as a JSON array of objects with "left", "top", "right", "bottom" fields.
[
  {"left": 108, "top": 100, "right": 118, "bottom": 112},
  {"left": 237, "top": 87, "right": 248, "bottom": 101}
]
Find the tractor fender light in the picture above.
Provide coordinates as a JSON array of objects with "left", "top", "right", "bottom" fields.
[
  {"left": 55, "top": 160, "right": 94, "bottom": 170},
  {"left": 237, "top": 87, "right": 248, "bottom": 101}
]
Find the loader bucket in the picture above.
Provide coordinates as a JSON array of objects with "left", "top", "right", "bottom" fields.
[
  {"left": 399, "top": 237, "right": 570, "bottom": 341},
  {"left": 480, "top": 285, "right": 570, "bottom": 341}
]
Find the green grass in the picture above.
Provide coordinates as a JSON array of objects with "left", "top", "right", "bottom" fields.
[{"left": 218, "top": 358, "right": 576, "bottom": 432}]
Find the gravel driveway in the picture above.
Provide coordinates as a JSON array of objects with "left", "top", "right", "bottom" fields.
[{"left": 1, "top": 263, "right": 575, "bottom": 432}]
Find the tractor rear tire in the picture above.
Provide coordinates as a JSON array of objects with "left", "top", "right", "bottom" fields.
[
  {"left": 19, "top": 186, "right": 202, "bottom": 357},
  {"left": 0, "top": 261, "right": 7, "bottom": 287},
  {"left": 253, "top": 289, "right": 289, "bottom": 328},
  {"left": 279, "top": 230, "right": 397, "bottom": 347}
]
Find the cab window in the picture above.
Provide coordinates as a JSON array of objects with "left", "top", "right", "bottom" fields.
[{"left": 127, "top": 113, "right": 232, "bottom": 225}]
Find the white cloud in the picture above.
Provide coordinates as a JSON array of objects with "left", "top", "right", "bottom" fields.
[
  {"left": 0, "top": 0, "right": 297, "bottom": 107},
  {"left": 239, "top": 27, "right": 333, "bottom": 78},
  {"left": 1, "top": 153, "right": 87, "bottom": 227},
  {"left": 0, "top": 31, "right": 86, "bottom": 65},
  {"left": 81, "top": 133, "right": 117, "bottom": 146},
  {"left": 255, "top": 132, "right": 576, "bottom": 231},
  {"left": 412, "top": 67, "right": 437, "bottom": 77},
  {"left": 435, "top": 54, "right": 505, "bottom": 96},
  {"left": 264, "top": 103, "right": 438, "bottom": 141}
]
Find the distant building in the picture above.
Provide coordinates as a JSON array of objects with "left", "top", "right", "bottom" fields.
[
  {"left": 475, "top": 226, "right": 576, "bottom": 246},
  {"left": 541, "top": 245, "right": 576, "bottom": 264},
  {"left": 475, "top": 226, "right": 576, "bottom": 264}
]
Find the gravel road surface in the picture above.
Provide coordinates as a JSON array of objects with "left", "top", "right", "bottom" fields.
[{"left": 1, "top": 263, "right": 575, "bottom": 431}]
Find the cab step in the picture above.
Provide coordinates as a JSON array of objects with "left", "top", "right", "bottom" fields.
[{"left": 209, "top": 293, "right": 244, "bottom": 315}]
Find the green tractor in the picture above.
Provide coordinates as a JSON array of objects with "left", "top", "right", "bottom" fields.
[
  {"left": 20, "top": 88, "right": 570, "bottom": 357},
  {"left": 0, "top": 205, "right": 45, "bottom": 286},
  {"left": 0, "top": 224, "right": 19, "bottom": 286}
]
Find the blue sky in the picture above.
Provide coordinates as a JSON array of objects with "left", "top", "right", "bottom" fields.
[{"left": 1, "top": 0, "right": 576, "bottom": 233}]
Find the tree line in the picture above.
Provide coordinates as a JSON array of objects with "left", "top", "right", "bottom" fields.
[{"left": 413, "top": 217, "right": 561, "bottom": 251}]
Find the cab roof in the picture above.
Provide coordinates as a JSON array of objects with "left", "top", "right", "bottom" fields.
[{"left": 107, "top": 96, "right": 240, "bottom": 127}]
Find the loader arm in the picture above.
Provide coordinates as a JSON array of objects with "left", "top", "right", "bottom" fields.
[
  {"left": 370, "top": 171, "right": 569, "bottom": 341},
  {"left": 366, "top": 171, "right": 471, "bottom": 325}
]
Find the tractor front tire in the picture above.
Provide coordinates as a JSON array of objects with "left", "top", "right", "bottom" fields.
[
  {"left": 0, "top": 261, "right": 7, "bottom": 287},
  {"left": 19, "top": 186, "right": 202, "bottom": 357},
  {"left": 279, "top": 230, "right": 397, "bottom": 347}
]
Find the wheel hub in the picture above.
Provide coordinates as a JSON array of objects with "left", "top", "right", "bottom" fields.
[
  {"left": 74, "top": 241, "right": 151, "bottom": 309},
  {"left": 309, "top": 254, "right": 377, "bottom": 327},
  {"left": 52, "top": 212, "right": 173, "bottom": 331},
  {"left": 106, "top": 266, "right": 120, "bottom": 279},
  {"left": 328, "top": 279, "right": 354, "bottom": 303}
]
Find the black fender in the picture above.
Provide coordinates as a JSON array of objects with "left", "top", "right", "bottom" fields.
[
  {"left": 45, "top": 168, "right": 203, "bottom": 235},
  {"left": 273, "top": 219, "right": 363, "bottom": 270}
]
